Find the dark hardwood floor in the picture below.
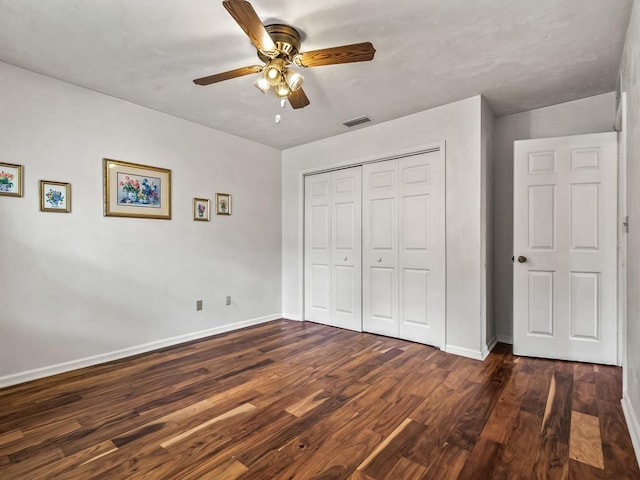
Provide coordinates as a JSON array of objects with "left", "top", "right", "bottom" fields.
[{"left": 0, "top": 319, "right": 638, "bottom": 479}]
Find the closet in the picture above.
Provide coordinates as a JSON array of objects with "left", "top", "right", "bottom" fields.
[{"left": 304, "top": 149, "right": 445, "bottom": 347}]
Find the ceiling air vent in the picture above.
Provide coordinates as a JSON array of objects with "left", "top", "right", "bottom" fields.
[{"left": 342, "top": 115, "right": 372, "bottom": 128}]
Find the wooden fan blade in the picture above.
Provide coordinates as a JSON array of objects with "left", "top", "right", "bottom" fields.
[
  {"left": 296, "top": 42, "right": 375, "bottom": 67},
  {"left": 223, "top": 0, "right": 276, "bottom": 55},
  {"left": 288, "top": 88, "right": 310, "bottom": 109},
  {"left": 193, "top": 65, "right": 262, "bottom": 85}
]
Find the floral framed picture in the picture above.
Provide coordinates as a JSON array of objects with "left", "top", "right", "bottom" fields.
[
  {"left": 216, "top": 193, "right": 231, "bottom": 215},
  {"left": 193, "top": 197, "right": 210, "bottom": 221},
  {"left": 0, "top": 162, "right": 23, "bottom": 197},
  {"left": 40, "top": 181, "right": 71, "bottom": 213},
  {"left": 103, "top": 158, "right": 171, "bottom": 219}
]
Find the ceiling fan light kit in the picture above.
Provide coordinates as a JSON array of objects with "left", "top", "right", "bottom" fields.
[
  {"left": 255, "top": 56, "right": 305, "bottom": 97},
  {"left": 193, "top": 0, "right": 376, "bottom": 110}
]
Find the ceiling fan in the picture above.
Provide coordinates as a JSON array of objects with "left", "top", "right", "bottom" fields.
[{"left": 193, "top": 0, "right": 376, "bottom": 109}]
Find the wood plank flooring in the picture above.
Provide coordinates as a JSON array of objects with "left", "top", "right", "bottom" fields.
[{"left": 0, "top": 319, "right": 638, "bottom": 479}]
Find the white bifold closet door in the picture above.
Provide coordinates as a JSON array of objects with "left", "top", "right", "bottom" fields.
[
  {"left": 304, "top": 167, "right": 362, "bottom": 331},
  {"left": 362, "top": 151, "right": 445, "bottom": 347}
]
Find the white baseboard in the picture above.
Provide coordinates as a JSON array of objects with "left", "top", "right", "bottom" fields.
[
  {"left": 282, "top": 313, "right": 302, "bottom": 321},
  {"left": 0, "top": 313, "right": 282, "bottom": 389},
  {"left": 445, "top": 344, "right": 485, "bottom": 361},
  {"left": 481, "top": 337, "right": 498, "bottom": 360},
  {"left": 621, "top": 394, "right": 640, "bottom": 468},
  {"left": 497, "top": 334, "right": 513, "bottom": 344}
]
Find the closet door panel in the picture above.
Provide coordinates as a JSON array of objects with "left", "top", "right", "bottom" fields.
[
  {"left": 363, "top": 160, "right": 399, "bottom": 337},
  {"left": 304, "top": 173, "right": 332, "bottom": 325},
  {"left": 398, "top": 151, "right": 445, "bottom": 347},
  {"left": 331, "top": 167, "right": 362, "bottom": 331}
]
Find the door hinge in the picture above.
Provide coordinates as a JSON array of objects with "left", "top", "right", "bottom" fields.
[{"left": 623, "top": 216, "right": 629, "bottom": 233}]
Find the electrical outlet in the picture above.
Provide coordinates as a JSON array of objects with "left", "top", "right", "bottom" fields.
[
  {"left": 226, "top": 296, "right": 231, "bottom": 306},
  {"left": 196, "top": 300, "right": 203, "bottom": 311}
]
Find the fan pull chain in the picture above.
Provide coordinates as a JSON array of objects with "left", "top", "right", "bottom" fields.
[{"left": 275, "top": 98, "right": 287, "bottom": 124}]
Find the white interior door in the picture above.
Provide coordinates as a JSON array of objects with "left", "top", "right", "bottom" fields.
[
  {"left": 513, "top": 132, "right": 617, "bottom": 364},
  {"left": 304, "top": 167, "right": 362, "bottom": 331},
  {"left": 363, "top": 160, "right": 399, "bottom": 337},
  {"left": 363, "top": 150, "right": 446, "bottom": 347}
]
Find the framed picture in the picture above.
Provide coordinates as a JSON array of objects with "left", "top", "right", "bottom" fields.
[
  {"left": 40, "top": 181, "right": 71, "bottom": 213},
  {"left": 193, "top": 197, "right": 210, "bottom": 221},
  {"left": 0, "top": 162, "right": 23, "bottom": 197},
  {"left": 103, "top": 158, "right": 171, "bottom": 219},
  {"left": 216, "top": 193, "right": 231, "bottom": 215}
]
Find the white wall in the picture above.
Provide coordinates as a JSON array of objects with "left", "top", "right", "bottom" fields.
[
  {"left": 493, "top": 92, "right": 616, "bottom": 342},
  {"left": 481, "top": 98, "right": 496, "bottom": 350},
  {"left": 0, "top": 62, "right": 283, "bottom": 386},
  {"left": 620, "top": 0, "right": 640, "bottom": 462},
  {"left": 282, "top": 96, "right": 491, "bottom": 357}
]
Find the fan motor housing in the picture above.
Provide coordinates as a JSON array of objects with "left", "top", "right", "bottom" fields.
[{"left": 258, "top": 24, "right": 301, "bottom": 61}]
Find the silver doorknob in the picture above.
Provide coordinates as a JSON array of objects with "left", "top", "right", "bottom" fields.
[
  {"left": 377, "top": 258, "right": 382, "bottom": 263},
  {"left": 343, "top": 256, "right": 348, "bottom": 261},
  {"left": 517, "top": 256, "right": 527, "bottom": 263}
]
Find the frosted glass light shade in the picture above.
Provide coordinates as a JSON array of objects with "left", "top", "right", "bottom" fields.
[
  {"left": 275, "top": 81, "right": 291, "bottom": 98},
  {"left": 253, "top": 75, "right": 270, "bottom": 94},
  {"left": 285, "top": 69, "right": 304, "bottom": 91}
]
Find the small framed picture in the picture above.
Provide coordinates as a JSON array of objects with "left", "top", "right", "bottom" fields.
[
  {"left": 193, "top": 197, "right": 210, "bottom": 221},
  {"left": 0, "top": 162, "right": 23, "bottom": 197},
  {"left": 40, "top": 180, "right": 71, "bottom": 213},
  {"left": 216, "top": 193, "right": 231, "bottom": 215},
  {"left": 103, "top": 158, "right": 171, "bottom": 219}
]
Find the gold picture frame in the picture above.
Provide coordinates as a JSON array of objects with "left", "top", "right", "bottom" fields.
[
  {"left": 0, "top": 162, "right": 23, "bottom": 197},
  {"left": 104, "top": 158, "right": 171, "bottom": 219},
  {"left": 40, "top": 180, "right": 71, "bottom": 213},
  {"left": 216, "top": 193, "right": 231, "bottom": 215},
  {"left": 193, "top": 197, "right": 210, "bottom": 221}
]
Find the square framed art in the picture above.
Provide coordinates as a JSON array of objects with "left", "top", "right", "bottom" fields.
[
  {"left": 104, "top": 158, "right": 171, "bottom": 219},
  {"left": 193, "top": 197, "right": 210, "bottom": 221},
  {"left": 0, "top": 162, "right": 23, "bottom": 197},
  {"left": 216, "top": 193, "right": 231, "bottom": 215},
  {"left": 40, "top": 181, "right": 71, "bottom": 213}
]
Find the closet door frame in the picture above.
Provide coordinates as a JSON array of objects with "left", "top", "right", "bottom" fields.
[{"left": 300, "top": 141, "right": 446, "bottom": 347}]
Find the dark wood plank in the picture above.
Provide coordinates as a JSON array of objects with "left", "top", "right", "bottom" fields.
[
  {"left": 594, "top": 365, "right": 623, "bottom": 403},
  {"left": 457, "top": 437, "right": 503, "bottom": 480},
  {"left": 358, "top": 419, "right": 426, "bottom": 479},
  {"left": 599, "top": 399, "right": 640, "bottom": 479},
  {"left": 573, "top": 380, "right": 599, "bottom": 416},
  {"left": 491, "top": 410, "right": 542, "bottom": 479},
  {"left": 419, "top": 441, "right": 470, "bottom": 479},
  {"left": 568, "top": 458, "right": 605, "bottom": 480},
  {"left": 520, "top": 358, "right": 555, "bottom": 417},
  {"left": 480, "top": 369, "right": 531, "bottom": 444},
  {"left": 446, "top": 361, "right": 512, "bottom": 450},
  {"left": 382, "top": 457, "right": 428, "bottom": 480}
]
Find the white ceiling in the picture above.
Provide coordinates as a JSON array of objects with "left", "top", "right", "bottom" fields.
[{"left": 0, "top": 0, "right": 632, "bottom": 149}]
